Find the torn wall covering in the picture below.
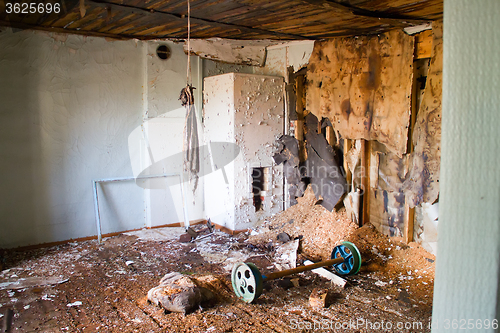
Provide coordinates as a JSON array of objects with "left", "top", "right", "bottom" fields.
[
  {"left": 306, "top": 30, "right": 414, "bottom": 157},
  {"left": 403, "top": 21, "right": 443, "bottom": 207},
  {"left": 368, "top": 141, "right": 409, "bottom": 236},
  {"left": 363, "top": 23, "right": 442, "bottom": 236},
  {"left": 185, "top": 38, "right": 272, "bottom": 67},
  {"left": 274, "top": 114, "right": 347, "bottom": 211}
]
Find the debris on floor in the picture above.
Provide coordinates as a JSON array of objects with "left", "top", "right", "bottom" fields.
[
  {"left": 303, "top": 259, "right": 347, "bottom": 288},
  {"left": 248, "top": 184, "right": 358, "bottom": 260},
  {"left": 0, "top": 276, "right": 69, "bottom": 291},
  {"left": 273, "top": 239, "right": 299, "bottom": 270},
  {"left": 308, "top": 288, "right": 330, "bottom": 309},
  {"left": 0, "top": 212, "right": 436, "bottom": 332}
]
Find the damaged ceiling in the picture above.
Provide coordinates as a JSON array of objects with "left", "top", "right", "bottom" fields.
[{"left": 0, "top": 0, "right": 442, "bottom": 40}]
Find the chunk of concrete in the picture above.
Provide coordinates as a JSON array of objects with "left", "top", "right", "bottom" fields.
[{"left": 147, "top": 272, "right": 215, "bottom": 314}]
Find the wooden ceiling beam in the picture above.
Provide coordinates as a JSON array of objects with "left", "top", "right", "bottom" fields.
[
  {"left": 301, "top": 0, "right": 431, "bottom": 26},
  {"left": 89, "top": 0, "right": 314, "bottom": 40},
  {"left": 0, "top": 19, "right": 144, "bottom": 40}
]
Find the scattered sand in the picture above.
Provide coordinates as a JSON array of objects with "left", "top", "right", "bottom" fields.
[{"left": 249, "top": 185, "right": 359, "bottom": 260}]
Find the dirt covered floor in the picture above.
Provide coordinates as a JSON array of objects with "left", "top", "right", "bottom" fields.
[{"left": 1, "top": 201, "right": 435, "bottom": 332}]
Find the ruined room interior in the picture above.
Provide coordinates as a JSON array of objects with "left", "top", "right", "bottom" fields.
[{"left": 1, "top": 1, "right": 499, "bottom": 332}]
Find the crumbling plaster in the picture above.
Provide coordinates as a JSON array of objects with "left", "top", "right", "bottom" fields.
[{"left": 203, "top": 73, "right": 284, "bottom": 231}]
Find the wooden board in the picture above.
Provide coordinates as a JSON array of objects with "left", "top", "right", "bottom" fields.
[
  {"left": 415, "top": 29, "right": 432, "bottom": 59},
  {"left": 369, "top": 188, "right": 406, "bottom": 237},
  {"left": 403, "top": 20, "right": 443, "bottom": 207},
  {"left": 306, "top": 30, "right": 414, "bottom": 157}
]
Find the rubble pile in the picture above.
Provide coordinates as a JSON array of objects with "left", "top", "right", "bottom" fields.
[{"left": 249, "top": 185, "right": 358, "bottom": 260}]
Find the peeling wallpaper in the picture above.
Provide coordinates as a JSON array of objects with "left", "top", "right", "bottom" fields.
[
  {"left": 306, "top": 30, "right": 414, "bottom": 157},
  {"left": 403, "top": 21, "right": 443, "bottom": 207}
]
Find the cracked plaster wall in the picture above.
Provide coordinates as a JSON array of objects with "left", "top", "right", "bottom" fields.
[{"left": 203, "top": 73, "right": 284, "bottom": 231}]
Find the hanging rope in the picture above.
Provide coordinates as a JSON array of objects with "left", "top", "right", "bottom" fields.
[
  {"left": 179, "top": 0, "right": 199, "bottom": 194},
  {"left": 186, "top": 0, "right": 191, "bottom": 86}
]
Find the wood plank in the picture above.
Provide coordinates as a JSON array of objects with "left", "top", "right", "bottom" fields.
[
  {"left": 295, "top": 74, "right": 307, "bottom": 162},
  {"left": 414, "top": 29, "right": 432, "bottom": 59},
  {"left": 404, "top": 205, "right": 415, "bottom": 243},
  {"left": 343, "top": 139, "right": 352, "bottom": 187},
  {"left": 65, "top": 7, "right": 108, "bottom": 30},
  {"left": 300, "top": 0, "right": 431, "bottom": 26},
  {"left": 362, "top": 140, "right": 370, "bottom": 226},
  {"left": 325, "top": 126, "right": 335, "bottom": 146}
]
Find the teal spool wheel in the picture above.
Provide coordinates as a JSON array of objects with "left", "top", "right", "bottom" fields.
[
  {"left": 231, "top": 262, "right": 264, "bottom": 303},
  {"left": 330, "top": 241, "right": 362, "bottom": 275}
]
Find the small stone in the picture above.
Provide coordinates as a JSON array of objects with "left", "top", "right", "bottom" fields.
[
  {"left": 147, "top": 272, "right": 215, "bottom": 314},
  {"left": 277, "top": 232, "right": 291, "bottom": 243},
  {"left": 179, "top": 233, "right": 192, "bottom": 243},
  {"left": 309, "top": 288, "right": 329, "bottom": 308},
  {"left": 186, "top": 227, "right": 198, "bottom": 238},
  {"left": 277, "top": 278, "right": 294, "bottom": 290}
]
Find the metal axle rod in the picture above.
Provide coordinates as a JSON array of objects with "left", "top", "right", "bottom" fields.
[
  {"left": 231, "top": 241, "right": 362, "bottom": 303},
  {"left": 263, "top": 258, "right": 344, "bottom": 281}
]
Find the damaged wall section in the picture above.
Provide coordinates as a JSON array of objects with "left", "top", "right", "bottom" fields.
[
  {"left": 306, "top": 30, "right": 414, "bottom": 158},
  {"left": 368, "top": 22, "right": 442, "bottom": 239},
  {"left": 203, "top": 73, "right": 284, "bottom": 231},
  {"left": 304, "top": 24, "right": 442, "bottom": 244},
  {"left": 403, "top": 21, "right": 443, "bottom": 208},
  {"left": 274, "top": 113, "right": 347, "bottom": 212}
]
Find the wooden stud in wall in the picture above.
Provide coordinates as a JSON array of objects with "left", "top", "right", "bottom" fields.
[
  {"left": 343, "top": 139, "right": 352, "bottom": 188},
  {"left": 361, "top": 140, "right": 371, "bottom": 226}
]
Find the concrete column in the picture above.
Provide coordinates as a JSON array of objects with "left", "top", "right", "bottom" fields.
[{"left": 432, "top": 1, "right": 500, "bottom": 331}]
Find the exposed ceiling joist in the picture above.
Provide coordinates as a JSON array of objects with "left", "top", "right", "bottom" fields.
[
  {"left": 0, "top": 0, "right": 443, "bottom": 41},
  {"left": 90, "top": 0, "right": 313, "bottom": 40},
  {"left": 303, "top": 0, "right": 431, "bottom": 25}
]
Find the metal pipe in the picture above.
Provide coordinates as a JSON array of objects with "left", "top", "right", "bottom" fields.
[
  {"left": 93, "top": 173, "right": 183, "bottom": 243},
  {"left": 179, "top": 172, "right": 190, "bottom": 230},
  {"left": 263, "top": 257, "right": 344, "bottom": 281},
  {"left": 92, "top": 180, "right": 102, "bottom": 243}
]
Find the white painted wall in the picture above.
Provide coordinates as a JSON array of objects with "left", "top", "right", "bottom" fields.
[
  {"left": 432, "top": 1, "right": 500, "bottom": 331},
  {"left": 203, "top": 73, "right": 284, "bottom": 231},
  {"left": 0, "top": 29, "right": 309, "bottom": 247},
  {"left": 131, "top": 41, "right": 204, "bottom": 228},
  {"left": 0, "top": 30, "right": 206, "bottom": 248},
  {"left": 0, "top": 29, "right": 144, "bottom": 247}
]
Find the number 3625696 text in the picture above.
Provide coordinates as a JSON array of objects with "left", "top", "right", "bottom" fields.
[{"left": 5, "top": 2, "right": 61, "bottom": 14}]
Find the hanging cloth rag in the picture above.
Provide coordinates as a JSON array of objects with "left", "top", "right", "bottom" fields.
[{"left": 180, "top": 85, "right": 199, "bottom": 193}]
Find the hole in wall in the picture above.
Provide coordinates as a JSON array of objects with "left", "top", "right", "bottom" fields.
[
  {"left": 156, "top": 45, "right": 171, "bottom": 60},
  {"left": 252, "top": 167, "right": 270, "bottom": 211}
]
